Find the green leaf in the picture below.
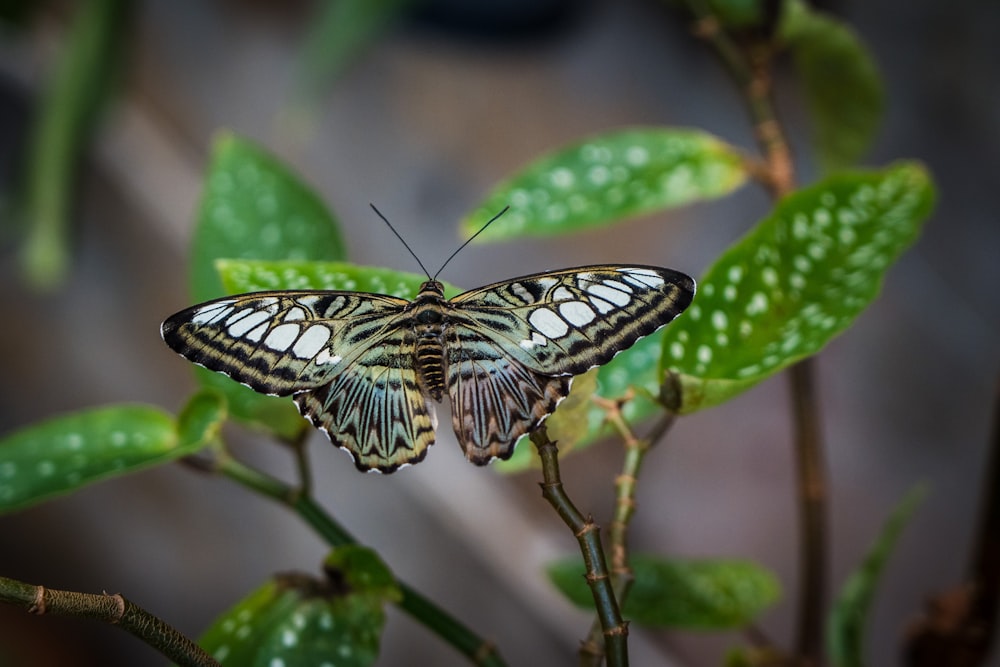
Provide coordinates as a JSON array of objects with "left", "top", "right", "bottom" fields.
[
  {"left": 19, "top": 0, "right": 130, "bottom": 290},
  {"left": 191, "top": 133, "right": 347, "bottom": 301},
  {"left": 661, "top": 162, "right": 935, "bottom": 413},
  {"left": 0, "top": 404, "right": 216, "bottom": 514},
  {"left": 548, "top": 553, "right": 780, "bottom": 629},
  {"left": 216, "top": 259, "right": 461, "bottom": 300},
  {"left": 323, "top": 545, "right": 403, "bottom": 604},
  {"left": 188, "top": 133, "right": 347, "bottom": 439},
  {"left": 461, "top": 128, "right": 748, "bottom": 241},
  {"left": 199, "top": 547, "right": 399, "bottom": 667},
  {"left": 780, "top": 0, "right": 884, "bottom": 172},
  {"left": 828, "top": 485, "right": 926, "bottom": 667}
]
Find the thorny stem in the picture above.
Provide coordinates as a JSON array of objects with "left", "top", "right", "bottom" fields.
[
  {"left": 0, "top": 576, "right": 218, "bottom": 667},
  {"left": 577, "top": 393, "right": 681, "bottom": 666},
  {"left": 687, "top": 2, "right": 829, "bottom": 664},
  {"left": 210, "top": 451, "right": 507, "bottom": 667},
  {"left": 529, "top": 427, "right": 629, "bottom": 667}
]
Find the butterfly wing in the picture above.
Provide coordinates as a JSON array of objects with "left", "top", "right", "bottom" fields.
[
  {"left": 161, "top": 290, "right": 437, "bottom": 473},
  {"left": 445, "top": 265, "right": 695, "bottom": 462},
  {"left": 445, "top": 323, "right": 571, "bottom": 464}
]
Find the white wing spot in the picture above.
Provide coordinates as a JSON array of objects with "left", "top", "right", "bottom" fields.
[
  {"left": 619, "top": 267, "right": 665, "bottom": 287},
  {"left": 263, "top": 323, "right": 301, "bottom": 351},
  {"left": 192, "top": 302, "right": 233, "bottom": 325},
  {"left": 284, "top": 307, "right": 307, "bottom": 321},
  {"left": 552, "top": 286, "right": 574, "bottom": 301},
  {"left": 520, "top": 332, "right": 549, "bottom": 350},
  {"left": 586, "top": 282, "right": 631, "bottom": 307},
  {"left": 245, "top": 322, "right": 269, "bottom": 343},
  {"left": 588, "top": 295, "right": 615, "bottom": 314},
  {"left": 528, "top": 308, "right": 569, "bottom": 338},
  {"left": 315, "top": 349, "right": 341, "bottom": 366},
  {"left": 228, "top": 309, "right": 272, "bottom": 337},
  {"left": 559, "top": 300, "right": 596, "bottom": 327},
  {"left": 293, "top": 325, "right": 332, "bottom": 359},
  {"left": 511, "top": 282, "right": 533, "bottom": 303}
]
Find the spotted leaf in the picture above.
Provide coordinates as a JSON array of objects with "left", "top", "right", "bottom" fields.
[
  {"left": 198, "top": 546, "right": 399, "bottom": 667},
  {"left": 661, "top": 162, "right": 935, "bottom": 413},
  {"left": 461, "top": 127, "right": 748, "bottom": 240},
  {"left": 189, "top": 133, "right": 346, "bottom": 440},
  {"left": 0, "top": 394, "right": 224, "bottom": 514}
]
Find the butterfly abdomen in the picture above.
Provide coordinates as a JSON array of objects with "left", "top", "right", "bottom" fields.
[{"left": 410, "top": 280, "right": 450, "bottom": 402}]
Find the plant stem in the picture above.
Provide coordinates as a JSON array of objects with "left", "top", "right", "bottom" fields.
[
  {"left": 0, "top": 576, "right": 218, "bottom": 667},
  {"left": 213, "top": 453, "right": 506, "bottom": 666},
  {"left": 789, "top": 360, "right": 827, "bottom": 663},
  {"left": 689, "top": 3, "right": 829, "bottom": 662},
  {"left": 530, "top": 427, "right": 628, "bottom": 667}
]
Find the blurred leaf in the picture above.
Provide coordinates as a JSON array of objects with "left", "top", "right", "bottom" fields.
[
  {"left": 0, "top": 403, "right": 217, "bottom": 514},
  {"left": 706, "top": 0, "right": 769, "bottom": 30},
  {"left": 217, "top": 259, "right": 460, "bottom": 299},
  {"left": 296, "top": 0, "right": 413, "bottom": 102},
  {"left": 191, "top": 133, "right": 347, "bottom": 301},
  {"left": 19, "top": 0, "right": 130, "bottom": 290},
  {"left": 462, "top": 127, "right": 748, "bottom": 241},
  {"left": 662, "top": 162, "right": 935, "bottom": 413},
  {"left": 828, "top": 485, "right": 926, "bottom": 667},
  {"left": 175, "top": 390, "right": 227, "bottom": 450},
  {"left": 549, "top": 553, "right": 780, "bottom": 629},
  {"left": 199, "top": 547, "right": 399, "bottom": 667},
  {"left": 780, "top": 0, "right": 884, "bottom": 172},
  {"left": 323, "top": 545, "right": 403, "bottom": 603},
  {"left": 188, "top": 133, "right": 347, "bottom": 439}
]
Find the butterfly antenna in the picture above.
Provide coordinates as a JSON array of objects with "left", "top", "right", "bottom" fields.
[
  {"left": 432, "top": 206, "right": 509, "bottom": 280},
  {"left": 370, "top": 203, "right": 432, "bottom": 280}
]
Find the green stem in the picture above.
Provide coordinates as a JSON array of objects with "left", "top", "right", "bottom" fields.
[
  {"left": 530, "top": 427, "right": 628, "bottom": 667},
  {"left": 0, "top": 575, "right": 218, "bottom": 667},
  {"left": 214, "top": 454, "right": 506, "bottom": 667}
]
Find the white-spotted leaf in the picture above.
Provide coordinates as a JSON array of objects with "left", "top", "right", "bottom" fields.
[
  {"left": 217, "top": 259, "right": 461, "bottom": 300},
  {"left": 198, "top": 547, "right": 399, "bottom": 667},
  {"left": 662, "top": 162, "right": 935, "bottom": 413},
  {"left": 462, "top": 127, "right": 748, "bottom": 241},
  {"left": 189, "top": 134, "right": 347, "bottom": 439},
  {"left": 0, "top": 397, "right": 224, "bottom": 514}
]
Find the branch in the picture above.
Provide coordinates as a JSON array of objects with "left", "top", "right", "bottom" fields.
[
  {"left": 530, "top": 426, "right": 629, "bottom": 667},
  {"left": 0, "top": 576, "right": 218, "bottom": 667}
]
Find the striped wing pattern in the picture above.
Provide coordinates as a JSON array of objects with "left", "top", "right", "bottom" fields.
[{"left": 162, "top": 265, "right": 694, "bottom": 472}]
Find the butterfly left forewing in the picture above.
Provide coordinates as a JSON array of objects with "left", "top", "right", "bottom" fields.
[{"left": 161, "top": 290, "right": 410, "bottom": 395}]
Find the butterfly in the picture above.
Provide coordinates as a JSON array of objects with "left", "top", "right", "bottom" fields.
[{"left": 162, "top": 264, "right": 694, "bottom": 473}]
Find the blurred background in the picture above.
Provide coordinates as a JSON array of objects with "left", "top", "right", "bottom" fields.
[{"left": 0, "top": 0, "right": 997, "bottom": 665}]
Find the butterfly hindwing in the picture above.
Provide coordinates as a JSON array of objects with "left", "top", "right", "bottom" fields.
[
  {"left": 294, "top": 326, "right": 438, "bottom": 473},
  {"left": 444, "top": 323, "right": 572, "bottom": 464}
]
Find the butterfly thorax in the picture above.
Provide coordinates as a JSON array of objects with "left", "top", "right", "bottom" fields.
[{"left": 409, "top": 280, "right": 450, "bottom": 402}]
